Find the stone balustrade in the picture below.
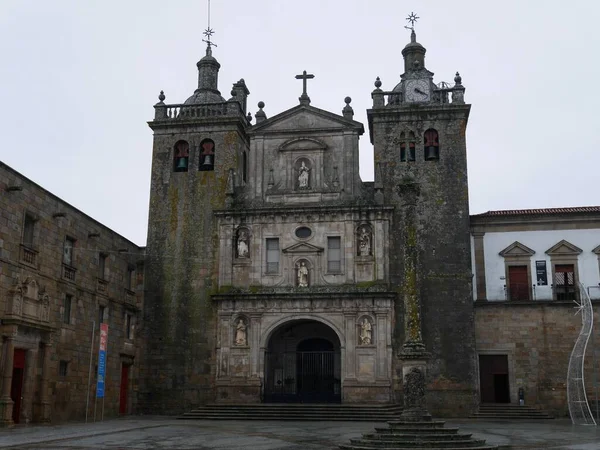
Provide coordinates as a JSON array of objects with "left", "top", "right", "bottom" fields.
[
  {"left": 371, "top": 83, "right": 465, "bottom": 108},
  {"left": 154, "top": 102, "right": 246, "bottom": 121}
]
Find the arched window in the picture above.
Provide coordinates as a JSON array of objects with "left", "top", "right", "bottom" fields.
[
  {"left": 199, "top": 139, "right": 215, "bottom": 171},
  {"left": 173, "top": 140, "right": 189, "bottom": 172},
  {"left": 424, "top": 129, "right": 440, "bottom": 161}
]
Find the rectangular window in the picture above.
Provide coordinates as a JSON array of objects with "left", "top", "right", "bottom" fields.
[
  {"left": 63, "top": 294, "right": 72, "bottom": 324},
  {"left": 554, "top": 264, "right": 576, "bottom": 301},
  {"left": 63, "top": 237, "right": 75, "bottom": 266},
  {"left": 22, "top": 214, "right": 35, "bottom": 247},
  {"left": 99, "top": 253, "right": 107, "bottom": 280},
  {"left": 328, "top": 237, "right": 342, "bottom": 272},
  {"left": 266, "top": 238, "right": 279, "bottom": 273},
  {"left": 59, "top": 361, "right": 68, "bottom": 377},
  {"left": 127, "top": 267, "right": 135, "bottom": 290},
  {"left": 126, "top": 313, "right": 132, "bottom": 339},
  {"left": 98, "top": 305, "right": 105, "bottom": 324}
]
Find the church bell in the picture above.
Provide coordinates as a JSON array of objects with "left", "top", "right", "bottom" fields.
[
  {"left": 425, "top": 146, "right": 438, "bottom": 161},
  {"left": 202, "top": 154, "right": 213, "bottom": 166},
  {"left": 176, "top": 157, "right": 188, "bottom": 169}
]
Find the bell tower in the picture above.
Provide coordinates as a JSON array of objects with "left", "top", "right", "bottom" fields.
[
  {"left": 141, "top": 35, "right": 250, "bottom": 412},
  {"left": 368, "top": 17, "right": 476, "bottom": 416}
]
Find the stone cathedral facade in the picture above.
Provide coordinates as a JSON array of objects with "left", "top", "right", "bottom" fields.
[
  {"left": 141, "top": 29, "right": 477, "bottom": 416},
  {"left": 2, "top": 27, "right": 599, "bottom": 425}
]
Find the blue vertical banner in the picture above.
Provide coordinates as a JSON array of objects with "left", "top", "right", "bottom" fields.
[{"left": 96, "top": 323, "right": 109, "bottom": 398}]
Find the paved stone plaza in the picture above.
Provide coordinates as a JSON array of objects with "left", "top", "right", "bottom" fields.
[{"left": 0, "top": 417, "right": 598, "bottom": 449}]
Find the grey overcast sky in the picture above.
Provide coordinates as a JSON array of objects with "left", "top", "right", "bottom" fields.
[{"left": 1, "top": 0, "right": 598, "bottom": 246}]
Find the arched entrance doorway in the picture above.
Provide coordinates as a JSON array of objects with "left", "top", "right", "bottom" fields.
[{"left": 264, "top": 320, "right": 341, "bottom": 403}]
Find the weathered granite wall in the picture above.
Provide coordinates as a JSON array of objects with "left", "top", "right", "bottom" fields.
[
  {"left": 475, "top": 301, "right": 600, "bottom": 417},
  {"left": 0, "top": 162, "right": 142, "bottom": 424},
  {"left": 369, "top": 102, "right": 478, "bottom": 416},
  {"left": 141, "top": 116, "right": 249, "bottom": 413}
]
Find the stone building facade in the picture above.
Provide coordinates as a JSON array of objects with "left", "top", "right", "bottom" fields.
[
  {"left": 0, "top": 162, "right": 143, "bottom": 424},
  {"left": 471, "top": 207, "right": 600, "bottom": 416},
  {"left": 140, "top": 30, "right": 478, "bottom": 417},
  {"left": 2, "top": 29, "right": 600, "bottom": 425}
]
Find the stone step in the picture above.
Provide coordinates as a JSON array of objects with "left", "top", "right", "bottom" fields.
[
  {"left": 203, "top": 403, "right": 402, "bottom": 408},
  {"left": 179, "top": 403, "right": 404, "bottom": 421},
  {"left": 190, "top": 407, "right": 403, "bottom": 412},
  {"left": 373, "top": 428, "right": 460, "bottom": 435},
  {"left": 349, "top": 439, "right": 488, "bottom": 448},
  {"left": 471, "top": 404, "right": 553, "bottom": 420},
  {"left": 361, "top": 433, "right": 474, "bottom": 441},
  {"left": 471, "top": 412, "right": 552, "bottom": 419},
  {"left": 477, "top": 407, "right": 547, "bottom": 412},
  {"left": 388, "top": 420, "right": 447, "bottom": 428},
  {"left": 181, "top": 415, "right": 400, "bottom": 421},
  {"left": 339, "top": 445, "right": 497, "bottom": 450},
  {"left": 185, "top": 409, "right": 402, "bottom": 415}
]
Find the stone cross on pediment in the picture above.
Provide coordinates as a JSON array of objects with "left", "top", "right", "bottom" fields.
[{"left": 295, "top": 70, "right": 315, "bottom": 105}]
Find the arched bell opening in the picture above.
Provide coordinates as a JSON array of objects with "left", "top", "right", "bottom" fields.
[{"left": 264, "top": 319, "right": 341, "bottom": 403}]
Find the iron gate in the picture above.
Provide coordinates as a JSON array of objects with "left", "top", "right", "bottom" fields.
[{"left": 264, "top": 351, "right": 341, "bottom": 403}]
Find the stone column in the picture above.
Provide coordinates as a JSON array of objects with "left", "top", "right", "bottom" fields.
[
  {"left": 397, "top": 181, "right": 431, "bottom": 422},
  {"left": 399, "top": 182, "right": 425, "bottom": 353},
  {"left": 343, "top": 314, "right": 356, "bottom": 380},
  {"left": 375, "top": 312, "right": 387, "bottom": 380},
  {"left": 250, "top": 315, "right": 261, "bottom": 377},
  {"left": 39, "top": 343, "right": 52, "bottom": 423},
  {"left": 0, "top": 336, "right": 15, "bottom": 425}
]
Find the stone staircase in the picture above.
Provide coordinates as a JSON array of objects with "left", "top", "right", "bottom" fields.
[
  {"left": 470, "top": 403, "right": 553, "bottom": 420},
  {"left": 339, "top": 419, "right": 498, "bottom": 450},
  {"left": 178, "top": 403, "right": 403, "bottom": 421}
]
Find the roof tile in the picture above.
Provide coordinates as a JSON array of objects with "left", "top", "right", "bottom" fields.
[{"left": 472, "top": 206, "right": 600, "bottom": 217}]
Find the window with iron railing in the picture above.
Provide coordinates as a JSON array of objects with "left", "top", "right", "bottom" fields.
[{"left": 554, "top": 265, "right": 577, "bottom": 301}]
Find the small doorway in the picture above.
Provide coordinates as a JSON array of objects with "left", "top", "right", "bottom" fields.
[
  {"left": 119, "top": 364, "right": 129, "bottom": 415},
  {"left": 508, "top": 265, "right": 529, "bottom": 300},
  {"left": 479, "top": 354, "right": 510, "bottom": 403},
  {"left": 11, "top": 349, "right": 26, "bottom": 424}
]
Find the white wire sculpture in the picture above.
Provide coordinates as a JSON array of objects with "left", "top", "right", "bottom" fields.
[{"left": 567, "top": 282, "right": 596, "bottom": 425}]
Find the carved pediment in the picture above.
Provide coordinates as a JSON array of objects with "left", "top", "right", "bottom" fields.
[
  {"left": 6, "top": 276, "right": 51, "bottom": 324},
  {"left": 250, "top": 105, "right": 364, "bottom": 135},
  {"left": 279, "top": 137, "right": 328, "bottom": 152},
  {"left": 545, "top": 240, "right": 582, "bottom": 256},
  {"left": 282, "top": 242, "right": 324, "bottom": 254},
  {"left": 499, "top": 241, "right": 535, "bottom": 257}
]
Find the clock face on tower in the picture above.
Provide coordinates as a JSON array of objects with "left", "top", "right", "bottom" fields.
[{"left": 405, "top": 79, "right": 431, "bottom": 103}]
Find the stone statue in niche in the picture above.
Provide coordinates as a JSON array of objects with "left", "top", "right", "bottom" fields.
[
  {"left": 298, "top": 161, "right": 310, "bottom": 189},
  {"left": 359, "top": 318, "right": 372, "bottom": 345},
  {"left": 234, "top": 319, "right": 247, "bottom": 346},
  {"left": 297, "top": 261, "right": 309, "bottom": 287},
  {"left": 236, "top": 229, "right": 249, "bottom": 258},
  {"left": 358, "top": 226, "right": 372, "bottom": 256}
]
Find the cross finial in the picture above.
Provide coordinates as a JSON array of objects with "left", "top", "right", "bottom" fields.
[
  {"left": 295, "top": 70, "right": 315, "bottom": 105},
  {"left": 404, "top": 11, "right": 420, "bottom": 32},
  {"left": 202, "top": 0, "right": 217, "bottom": 51}
]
